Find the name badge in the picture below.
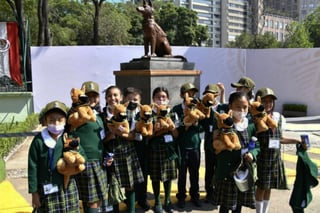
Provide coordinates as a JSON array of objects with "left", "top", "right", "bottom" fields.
[
  {"left": 100, "top": 129, "right": 105, "bottom": 140},
  {"left": 134, "top": 133, "right": 143, "bottom": 141},
  {"left": 164, "top": 134, "right": 173, "bottom": 143},
  {"left": 269, "top": 139, "right": 280, "bottom": 149}
]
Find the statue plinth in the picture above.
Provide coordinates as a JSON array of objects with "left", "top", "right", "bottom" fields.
[{"left": 114, "top": 57, "right": 201, "bottom": 105}]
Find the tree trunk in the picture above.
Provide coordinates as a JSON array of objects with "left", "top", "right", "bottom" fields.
[
  {"left": 37, "top": 0, "right": 44, "bottom": 45},
  {"left": 93, "top": 1, "right": 100, "bottom": 45}
]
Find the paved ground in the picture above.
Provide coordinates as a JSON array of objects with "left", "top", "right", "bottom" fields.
[{"left": 1, "top": 119, "right": 320, "bottom": 213}]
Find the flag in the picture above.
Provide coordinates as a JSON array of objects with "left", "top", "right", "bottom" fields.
[{"left": 0, "top": 22, "right": 22, "bottom": 85}]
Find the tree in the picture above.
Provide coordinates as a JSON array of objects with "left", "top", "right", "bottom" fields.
[
  {"left": 251, "top": 32, "right": 279, "bottom": 48},
  {"left": 283, "top": 21, "right": 312, "bottom": 48},
  {"left": 303, "top": 6, "right": 320, "bottom": 47},
  {"left": 225, "top": 32, "right": 252, "bottom": 48},
  {"left": 37, "top": 0, "right": 50, "bottom": 45},
  {"left": 174, "top": 7, "right": 198, "bottom": 46},
  {"left": 195, "top": 25, "right": 209, "bottom": 46},
  {"left": 92, "top": 0, "right": 106, "bottom": 45}
]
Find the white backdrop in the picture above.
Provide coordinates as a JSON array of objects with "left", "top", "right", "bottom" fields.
[{"left": 31, "top": 46, "right": 320, "bottom": 115}]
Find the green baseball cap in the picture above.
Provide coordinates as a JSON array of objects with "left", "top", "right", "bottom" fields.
[
  {"left": 256, "top": 87, "right": 277, "bottom": 100},
  {"left": 203, "top": 84, "right": 219, "bottom": 95},
  {"left": 231, "top": 77, "right": 255, "bottom": 90},
  {"left": 81, "top": 81, "right": 99, "bottom": 94},
  {"left": 43, "top": 101, "right": 68, "bottom": 117},
  {"left": 180, "top": 83, "right": 198, "bottom": 95}
]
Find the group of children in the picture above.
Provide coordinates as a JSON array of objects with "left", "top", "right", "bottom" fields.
[{"left": 28, "top": 77, "right": 302, "bottom": 213}]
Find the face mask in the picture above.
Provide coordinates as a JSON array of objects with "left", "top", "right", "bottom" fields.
[
  {"left": 127, "top": 101, "right": 138, "bottom": 110},
  {"left": 47, "top": 124, "right": 65, "bottom": 135},
  {"left": 155, "top": 100, "right": 169, "bottom": 106},
  {"left": 233, "top": 110, "right": 247, "bottom": 121}
]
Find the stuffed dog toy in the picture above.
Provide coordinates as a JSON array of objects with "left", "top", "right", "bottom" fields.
[
  {"left": 153, "top": 104, "right": 175, "bottom": 136},
  {"left": 68, "top": 86, "right": 96, "bottom": 131},
  {"left": 213, "top": 110, "right": 241, "bottom": 154},
  {"left": 57, "top": 133, "right": 85, "bottom": 188},
  {"left": 136, "top": 0, "right": 172, "bottom": 57},
  {"left": 183, "top": 93, "right": 205, "bottom": 130},
  {"left": 250, "top": 96, "right": 277, "bottom": 133},
  {"left": 196, "top": 92, "right": 218, "bottom": 118},
  {"left": 107, "top": 104, "right": 130, "bottom": 138},
  {"left": 135, "top": 104, "right": 153, "bottom": 136}
]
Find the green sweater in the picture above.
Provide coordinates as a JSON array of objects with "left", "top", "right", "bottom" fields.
[
  {"left": 71, "top": 115, "right": 104, "bottom": 161},
  {"left": 172, "top": 103, "right": 204, "bottom": 149},
  {"left": 214, "top": 123, "right": 260, "bottom": 180},
  {"left": 28, "top": 133, "right": 65, "bottom": 193}
]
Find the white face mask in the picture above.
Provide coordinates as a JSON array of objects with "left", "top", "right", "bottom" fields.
[
  {"left": 233, "top": 110, "right": 247, "bottom": 121},
  {"left": 47, "top": 124, "right": 65, "bottom": 135},
  {"left": 155, "top": 100, "right": 169, "bottom": 106}
]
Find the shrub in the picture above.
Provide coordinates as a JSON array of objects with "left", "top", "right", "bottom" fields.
[
  {"left": 282, "top": 103, "right": 308, "bottom": 112},
  {"left": 0, "top": 114, "right": 39, "bottom": 159}
]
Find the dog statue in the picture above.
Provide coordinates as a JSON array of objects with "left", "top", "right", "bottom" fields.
[
  {"left": 68, "top": 86, "right": 96, "bottom": 131},
  {"left": 137, "top": 0, "right": 172, "bottom": 57}
]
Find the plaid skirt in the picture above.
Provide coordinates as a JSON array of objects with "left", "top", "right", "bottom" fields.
[
  {"left": 256, "top": 135, "right": 287, "bottom": 189},
  {"left": 111, "top": 138, "right": 144, "bottom": 188},
  {"left": 214, "top": 178, "right": 256, "bottom": 210},
  {"left": 76, "top": 160, "right": 108, "bottom": 203},
  {"left": 37, "top": 178, "right": 79, "bottom": 213},
  {"left": 148, "top": 139, "right": 177, "bottom": 182}
]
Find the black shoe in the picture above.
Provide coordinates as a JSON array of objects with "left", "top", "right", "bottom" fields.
[
  {"left": 177, "top": 200, "right": 185, "bottom": 209},
  {"left": 191, "top": 198, "right": 202, "bottom": 207},
  {"left": 137, "top": 200, "right": 151, "bottom": 211},
  {"left": 163, "top": 203, "right": 174, "bottom": 213},
  {"left": 153, "top": 205, "right": 163, "bottom": 213}
]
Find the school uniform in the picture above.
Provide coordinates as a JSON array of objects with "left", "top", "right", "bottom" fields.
[
  {"left": 172, "top": 102, "right": 204, "bottom": 202},
  {"left": 256, "top": 112, "right": 289, "bottom": 190},
  {"left": 28, "top": 129, "right": 80, "bottom": 213},
  {"left": 71, "top": 114, "right": 108, "bottom": 204},
  {"left": 202, "top": 104, "right": 228, "bottom": 201},
  {"left": 148, "top": 111, "right": 178, "bottom": 182},
  {"left": 213, "top": 120, "right": 260, "bottom": 211}
]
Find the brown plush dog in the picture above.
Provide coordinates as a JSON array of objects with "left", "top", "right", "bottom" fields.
[
  {"left": 135, "top": 104, "right": 153, "bottom": 137},
  {"left": 57, "top": 133, "right": 85, "bottom": 188},
  {"left": 183, "top": 93, "right": 205, "bottom": 130},
  {"left": 68, "top": 86, "right": 96, "bottom": 131},
  {"left": 250, "top": 96, "right": 277, "bottom": 133},
  {"left": 107, "top": 104, "right": 130, "bottom": 138},
  {"left": 213, "top": 110, "right": 241, "bottom": 154},
  {"left": 136, "top": 0, "right": 172, "bottom": 57},
  {"left": 153, "top": 104, "right": 175, "bottom": 136},
  {"left": 196, "top": 93, "right": 218, "bottom": 118}
]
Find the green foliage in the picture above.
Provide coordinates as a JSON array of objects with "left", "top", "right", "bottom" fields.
[
  {"left": 0, "top": 158, "right": 5, "bottom": 182},
  {"left": 283, "top": 104, "right": 308, "bottom": 112},
  {"left": 225, "top": 32, "right": 279, "bottom": 49},
  {"left": 283, "top": 22, "right": 313, "bottom": 48},
  {"left": 195, "top": 25, "right": 209, "bottom": 46},
  {"left": 0, "top": 114, "right": 39, "bottom": 159},
  {"left": 303, "top": 6, "right": 320, "bottom": 47}
]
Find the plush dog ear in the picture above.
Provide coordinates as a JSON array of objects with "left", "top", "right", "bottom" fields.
[
  {"left": 257, "top": 96, "right": 261, "bottom": 103},
  {"left": 228, "top": 109, "right": 233, "bottom": 117}
]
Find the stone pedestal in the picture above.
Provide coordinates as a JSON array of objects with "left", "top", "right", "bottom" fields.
[{"left": 114, "top": 57, "right": 201, "bottom": 105}]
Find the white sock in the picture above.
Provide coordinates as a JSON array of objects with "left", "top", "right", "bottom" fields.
[
  {"left": 262, "top": 200, "right": 270, "bottom": 213},
  {"left": 256, "top": 201, "right": 263, "bottom": 213}
]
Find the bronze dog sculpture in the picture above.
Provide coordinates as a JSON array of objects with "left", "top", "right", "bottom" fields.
[{"left": 137, "top": 0, "right": 172, "bottom": 57}]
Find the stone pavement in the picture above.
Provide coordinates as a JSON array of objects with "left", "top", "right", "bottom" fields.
[{"left": 1, "top": 118, "right": 320, "bottom": 213}]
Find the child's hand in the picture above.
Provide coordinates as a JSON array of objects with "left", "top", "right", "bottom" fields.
[
  {"left": 32, "top": 192, "right": 41, "bottom": 208},
  {"left": 244, "top": 152, "right": 253, "bottom": 163}
]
